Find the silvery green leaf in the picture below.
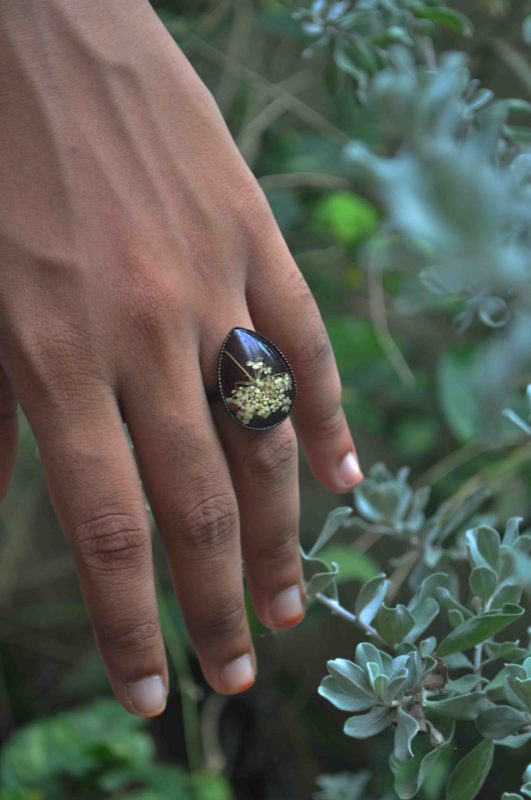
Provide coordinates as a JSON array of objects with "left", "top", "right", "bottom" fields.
[
  {"left": 314, "top": 771, "right": 371, "bottom": 800},
  {"left": 419, "top": 637, "right": 437, "bottom": 657},
  {"left": 405, "top": 597, "right": 440, "bottom": 642},
  {"left": 302, "top": 552, "right": 339, "bottom": 598},
  {"left": 425, "top": 692, "right": 488, "bottom": 720},
  {"left": 410, "top": 573, "right": 448, "bottom": 607},
  {"left": 390, "top": 719, "right": 455, "bottom": 800},
  {"left": 495, "top": 731, "right": 531, "bottom": 749},
  {"left": 393, "top": 707, "right": 420, "bottom": 762},
  {"left": 327, "top": 658, "right": 373, "bottom": 696},
  {"left": 375, "top": 604, "right": 415, "bottom": 646},
  {"left": 436, "top": 588, "right": 473, "bottom": 619},
  {"left": 505, "top": 673, "right": 531, "bottom": 712},
  {"left": 443, "top": 652, "right": 474, "bottom": 670},
  {"left": 411, "top": 7, "right": 473, "bottom": 38},
  {"left": 523, "top": 14, "right": 531, "bottom": 44},
  {"left": 446, "top": 674, "right": 485, "bottom": 694},
  {"left": 343, "top": 706, "right": 396, "bottom": 738},
  {"left": 448, "top": 609, "right": 465, "bottom": 629},
  {"left": 355, "top": 643, "right": 393, "bottom": 675},
  {"left": 437, "top": 604, "right": 525, "bottom": 656},
  {"left": 355, "top": 573, "right": 391, "bottom": 626},
  {"left": 503, "top": 517, "right": 524, "bottom": 547},
  {"left": 309, "top": 507, "right": 353, "bottom": 556},
  {"left": 446, "top": 739, "right": 494, "bottom": 800},
  {"left": 318, "top": 676, "right": 376, "bottom": 713},
  {"left": 491, "top": 582, "right": 523, "bottom": 609},
  {"left": 469, "top": 566, "right": 497, "bottom": 602},
  {"left": 465, "top": 525, "right": 501, "bottom": 571},
  {"left": 484, "top": 641, "right": 528, "bottom": 666},
  {"left": 476, "top": 705, "right": 528, "bottom": 740},
  {"left": 384, "top": 670, "right": 409, "bottom": 704}
]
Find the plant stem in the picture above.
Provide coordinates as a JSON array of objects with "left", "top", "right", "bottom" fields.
[
  {"left": 157, "top": 584, "right": 204, "bottom": 773},
  {"left": 315, "top": 592, "right": 387, "bottom": 646},
  {"left": 473, "top": 644, "right": 483, "bottom": 675}
]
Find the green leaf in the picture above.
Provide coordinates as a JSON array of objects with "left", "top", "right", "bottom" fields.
[
  {"left": 436, "top": 605, "right": 524, "bottom": 656},
  {"left": 446, "top": 740, "right": 494, "bottom": 800},
  {"left": 343, "top": 706, "right": 396, "bottom": 739},
  {"left": 318, "top": 675, "right": 375, "bottom": 713},
  {"left": 412, "top": 7, "right": 473, "bottom": 37},
  {"left": 476, "top": 705, "right": 529, "bottom": 740},
  {"left": 376, "top": 604, "right": 415, "bottom": 646},
  {"left": 390, "top": 719, "right": 455, "bottom": 800},
  {"left": 318, "top": 545, "right": 378, "bottom": 584},
  {"left": 437, "top": 352, "right": 482, "bottom": 442},
  {"left": 311, "top": 191, "right": 379, "bottom": 245},
  {"left": 314, "top": 771, "right": 371, "bottom": 800},
  {"left": 426, "top": 692, "right": 489, "bottom": 721},
  {"left": 466, "top": 526, "right": 500, "bottom": 571},
  {"left": 523, "top": 15, "right": 531, "bottom": 44},
  {"left": 446, "top": 675, "right": 485, "bottom": 694},
  {"left": 394, "top": 707, "right": 420, "bottom": 762},
  {"left": 309, "top": 507, "right": 353, "bottom": 556},
  {"left": 302, "top": 554, "right": 339, "bottom": 598},
  {"left": 355, "top": 574, "right": 390, "bottom": 627},
  {"left": 495, "top": 731, "right": 531, "bottom": 749},
  {"left": 469, "top": 566, "right": 497, "bottom": 602}
]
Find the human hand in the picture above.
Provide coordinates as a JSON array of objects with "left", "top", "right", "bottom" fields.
[{"left": 0, "top": 1, "right": 363, "bottom": 716}]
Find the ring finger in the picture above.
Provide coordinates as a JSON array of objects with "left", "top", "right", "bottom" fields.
[{"left": 203, "top": 319, "right": 305, "bottom": 632}]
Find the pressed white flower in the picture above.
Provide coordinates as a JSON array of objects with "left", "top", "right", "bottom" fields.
[{"left": 229, "top": 365, "right": 293, "bottom": 424}]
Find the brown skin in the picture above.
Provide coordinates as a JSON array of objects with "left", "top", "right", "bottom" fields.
[{"left": 0, "top": 0, "right": 363, "bottom": 715}]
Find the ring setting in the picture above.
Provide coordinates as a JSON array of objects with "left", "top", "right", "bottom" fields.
[{"left": 216, "top": 327, "right": 296, "bottom": 431}]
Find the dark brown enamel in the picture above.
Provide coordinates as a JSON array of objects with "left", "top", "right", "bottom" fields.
[{"left": 218, "top": 328, "right": 296, "bottom": 430}]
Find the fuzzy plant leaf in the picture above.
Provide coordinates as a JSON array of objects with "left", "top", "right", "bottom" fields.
[
  {"left": 390, "top": 719, "right": 455, "bottom": 800},
  {"left": 343, "top": 706, "right": 396, "bottom": 738},
  {"left": 355, "top": 573, "right": 391, "bottom": 626},
  {"left": 445, "top": 740, "right": 494, "bottom": 800},
  {"left": 476, "top": 705, "right": 529, "bottom": 740},
  {"left": 313, "top": 771, "right": 371, "bottom": 800},
  {"left": 436, "top": 604, "right": 524, "bottom": 656}
]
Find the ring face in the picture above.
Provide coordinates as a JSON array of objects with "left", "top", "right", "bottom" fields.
[{"left": 217, "top": 327, "right": 296, "bottom": 430}]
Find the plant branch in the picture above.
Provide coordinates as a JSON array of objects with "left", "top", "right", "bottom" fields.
[
  {"left": 157, "top": 585, "right": 203, "bottom": 774},
  {"left": 316, "top": 592, "right": 387, "bottom": 646}
]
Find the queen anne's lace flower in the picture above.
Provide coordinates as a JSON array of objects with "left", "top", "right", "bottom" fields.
[{"left": 229, "top": 361, "right": 293, "bottom": 425}]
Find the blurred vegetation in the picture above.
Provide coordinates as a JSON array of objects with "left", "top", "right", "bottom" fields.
[{"left": 1, "top": 1, "right": 531, "bottom": 799}]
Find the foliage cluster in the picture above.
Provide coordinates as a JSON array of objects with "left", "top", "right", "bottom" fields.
[{"left": 291, "top": 1, "right": 531, "bottom": 798}]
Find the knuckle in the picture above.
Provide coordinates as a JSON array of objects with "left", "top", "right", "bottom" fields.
[
  {"left": 245, "top": 427, "right": 297, "bottom": 481},
  {"left": 294, "top": 317, "right": 334, "bottom": 374},
  {"left": 311, "top": 393, "right": 345, "bottom": 438},
  {"left": 124, "top": 271, "right": 181, "bottom": 343},
  {"left": 259, "top": 528, "right": 300, "bottom": 565},
  {"left": 99, "top": 613, "right": 160, "bottom": 654},
  {"left": 178, "top": 492, "right": 238, "bottom": 558},
  {"left": 72, "top": 511, "right": 149, "bottom": 573},
  {"left": 188, "top": 597, "right": 246, "bottom": 643},
  {"left": 18, "top": 326, "right": 97, "bottom": 403}
]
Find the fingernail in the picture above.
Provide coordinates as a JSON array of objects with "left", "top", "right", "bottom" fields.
[
  {"left": 339, "top": 451, "right": 363, "bottom": 489},
  {"left": 219, "top": 654, "right": 255, "bottom": 693},
  {"left": 270, "top": 584, "right": 305, "bottom": 628},
  {"left": 127, "top": 675, "right": 167, "bottom": 717}
]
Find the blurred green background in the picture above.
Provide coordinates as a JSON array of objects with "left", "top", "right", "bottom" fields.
[{"left": 1, "top": 2, "right": 530, "bottom": 799}]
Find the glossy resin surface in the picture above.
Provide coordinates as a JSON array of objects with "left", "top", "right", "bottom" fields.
[{"left": 218, "top": 328, "right": 296, "bottom": 430}]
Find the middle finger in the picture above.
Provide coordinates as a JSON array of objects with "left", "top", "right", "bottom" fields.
[{"left": 121, "top": 344, "right": 256, "bottom": 696}]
